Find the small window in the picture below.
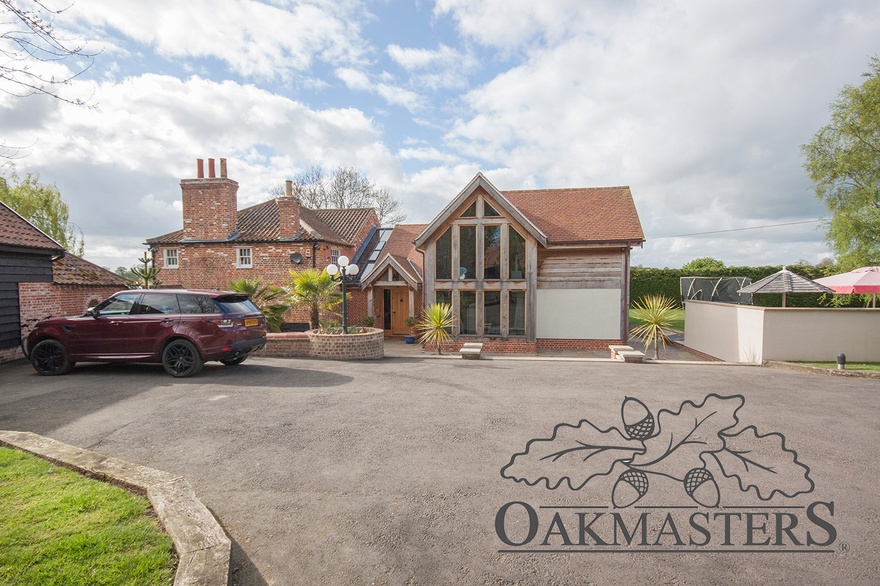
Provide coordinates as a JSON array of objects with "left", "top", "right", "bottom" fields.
[
  {"left": 237, "top": 247, "right": 253, "bottom": 268},
  {"left": 483, "top": 202, "right": 500, "bottom": 217},
  {"left": 461, "top": 202, "right": 477, "bottom": 218},
  {"left": 164, "top": 248, "right": 179, "bottom": 268},
  {"left": 331, "top": 249, "right": 340, "bottom": 265}
]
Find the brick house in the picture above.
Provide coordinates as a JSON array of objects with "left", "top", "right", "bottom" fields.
[
  {"left": 145, "top": 159, "right": 379, "bottom": 324},
  {"left": 358, "top": 173, "right": 645, "bottom": 351},
  {"left": 1, "top": 201, "right": 127, "bottom": 363}
]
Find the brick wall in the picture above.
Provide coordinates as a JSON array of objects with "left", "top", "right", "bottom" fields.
[
  {"left": 307, "top": 328, "right": 384, "bottom": 360},
  {"left": 180, "top": 177, "right": 238, "bottom": 241},
  {"left": 1, "top": 282, "right": 122, "bottom": 363},
  {"left": 424, "top": 337, "right": 625, "bottom": 354},
  {"left": 19, "top": 282, "right": 120, "bottom": 336}
]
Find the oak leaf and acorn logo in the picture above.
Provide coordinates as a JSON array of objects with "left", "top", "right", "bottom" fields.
[{"left": 501, "top": 394, "right": 814, "bottom": 507}]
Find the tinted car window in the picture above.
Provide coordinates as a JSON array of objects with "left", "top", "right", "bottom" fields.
[
  {"left": 178, "top": 294, "right": 220, "bottom": 314},
  {"left": 95, "top": 293, "right": 140, "bottom": 316},
  {"left": 136, "top": 293, "right": 180, "bottom": 315},
  {"left": 215, "top": 295, "right": 259, "bottom": 314}
]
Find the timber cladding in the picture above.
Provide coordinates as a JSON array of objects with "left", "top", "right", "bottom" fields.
[{"left": 537, "top": 249, "right": 625, "bottom": 290}]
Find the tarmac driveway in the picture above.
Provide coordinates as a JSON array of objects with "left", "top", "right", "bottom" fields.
[{"left": 1, "top": 356, "right": 878, "bottom": 585}]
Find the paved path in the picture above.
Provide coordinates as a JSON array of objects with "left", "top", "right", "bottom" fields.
[{"left": 1, "top": 356, "right": 877, "bottom": 585}]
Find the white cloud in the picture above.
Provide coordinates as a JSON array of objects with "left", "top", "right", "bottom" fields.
[
  {"left": 439, "top": 0, "right": 880, "bottom": 267},
  {"left": 1, "top": 72, "right": 402, "bottom": 268},
  {"left": 70, "top": 0, "right": 369, "bottom": 79},
  {"left": 335, "top": 67, "right": 424, "bottom": 112}
]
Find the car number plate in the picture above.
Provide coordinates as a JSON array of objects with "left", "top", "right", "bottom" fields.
[{"left": 244, "top": 318, "right": 259, "bottom": 327}]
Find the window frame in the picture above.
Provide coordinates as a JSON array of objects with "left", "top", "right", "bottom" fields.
[
  {"left": 164, "top": 248, "right": 179, "bottom": 269},
  {"left": 236, "top": 247, "right": 253, "bottom": 269}
]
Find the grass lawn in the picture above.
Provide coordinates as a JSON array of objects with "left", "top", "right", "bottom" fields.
[
  {"left": 0, "top": 446, "right": 176, "bottom": 586},
  {"left": 629, "top": 308, "right": 685, "bottom": 332},
  {"left": 797, "top": 362, "right": 880, "bottom": 372}
]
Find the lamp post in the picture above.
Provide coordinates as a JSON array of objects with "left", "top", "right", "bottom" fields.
[{"left": 326, "top": 255, "right": 359, "bottom": 333}]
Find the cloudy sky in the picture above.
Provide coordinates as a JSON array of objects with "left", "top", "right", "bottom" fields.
[{"left": 2, "top": 0, "right": 878, "bottom": 270}]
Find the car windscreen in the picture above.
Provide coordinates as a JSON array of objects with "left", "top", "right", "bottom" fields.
[{"left": 214, "top": 295, "right": 260, "bottom": 315}]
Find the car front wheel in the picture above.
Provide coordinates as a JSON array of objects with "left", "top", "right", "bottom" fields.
[
  {"left": 31, "top": 339, "right": 74, "bottom": 376},
  {"left": 162, "top": 339, "right": 204, "bottom": 377}
]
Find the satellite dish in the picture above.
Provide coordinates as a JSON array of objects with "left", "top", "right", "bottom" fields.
[{"left": 290, "top": 252, "right": 303, "bottom": 265}]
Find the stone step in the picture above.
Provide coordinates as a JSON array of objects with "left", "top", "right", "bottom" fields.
[
  {"left": 460, "top": 342, "right": 483, "bottom": 360},
  {"left": 609, "top": 344, "right": 634, "bottom": 359},
  {"left": 618, "top": 350, "right": 645, "bottom": 363}
]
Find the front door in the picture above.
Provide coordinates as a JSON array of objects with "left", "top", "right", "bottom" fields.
[{"left": 390, "top": 289, "right": 408, "bottom": 334}]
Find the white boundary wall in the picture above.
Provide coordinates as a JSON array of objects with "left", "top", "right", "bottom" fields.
[{"left": 685, "top": 300, "right": 880, "bottom": 363}]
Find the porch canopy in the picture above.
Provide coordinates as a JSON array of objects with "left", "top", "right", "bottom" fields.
[{"left": 738, "top": 266, "right": 833, "bottom": 307}]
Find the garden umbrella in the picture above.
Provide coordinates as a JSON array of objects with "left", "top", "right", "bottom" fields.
[
  {"left": 815, "top": 266, "right": 880, "bottom": 308},
  {"left": 737, "top": 266, "right": 834, "bottom": 307}
]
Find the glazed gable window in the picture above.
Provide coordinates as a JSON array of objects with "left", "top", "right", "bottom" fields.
[{"left": 436, "top": 228, "right": 452, "bottom": 280}]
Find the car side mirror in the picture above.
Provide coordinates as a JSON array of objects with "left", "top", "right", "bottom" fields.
[{"left": 87, "top": 307, "right": 100, "bottom": 318}]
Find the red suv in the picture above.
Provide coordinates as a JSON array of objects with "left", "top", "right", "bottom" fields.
[{"left": 25, "top": 289, "right": 267, "bottom": 377}]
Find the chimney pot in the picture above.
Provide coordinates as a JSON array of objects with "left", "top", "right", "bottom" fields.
[
  {"left": 208, "top": 158, "right": 216, "bottom": 178},
  {"left": 285, "top": 179, "right": 293, "bottom": 198},
  {"left": 220, "top": 158, "right": 227, "bottom": 178},
  {"left": 197, "top": 159, "right": 204, "bottom": 178}
]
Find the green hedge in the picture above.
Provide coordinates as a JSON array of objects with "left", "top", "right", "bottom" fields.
[{"left": 630, "top": 265, "right": 864, "bottom": 308}]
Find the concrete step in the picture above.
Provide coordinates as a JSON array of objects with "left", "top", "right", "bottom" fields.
[{"left": 460, "top": 343, "right": 483, "bottom": 360}]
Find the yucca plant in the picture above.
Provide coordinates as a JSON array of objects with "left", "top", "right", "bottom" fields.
[
  {"left": 417, "top": 303, "right": 456, "bottom": 355},
  {"left": 629, "top": 295, "right": 678, "bottom": 360},
  {"left": 228, "top": 277, "right": 291, "bottom": 333}
]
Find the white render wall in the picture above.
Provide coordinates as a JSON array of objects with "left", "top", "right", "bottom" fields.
[
  {"left": 536, "top": 288, "right": 621, "bottom": 339},
  {"left": 685, "top": 300, "right": 880, "bottom": 363}
]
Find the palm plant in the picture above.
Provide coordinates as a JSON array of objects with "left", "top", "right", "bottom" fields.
[
  {"left": 228, "top": 277, "right": 291, "bottom": 333},
  {"left": 629, "top": 295, "right": 678, "bottom": 360},
  {"left": 288, "top": 268, "right": 343, "bottom": 330},
  {"left": 417, "top": 303, "right": 456, "bottom": 355}
]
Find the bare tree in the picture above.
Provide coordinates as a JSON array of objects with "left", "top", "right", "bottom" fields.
[
  {"left": 273, "top": 165, "right": 407, "bottom": 225},
  {"left": 1, "top": 0, "right": 95, "bottom": 104},
  {"left": 1, "top": 1, "right": 96, "bottom": 157}
]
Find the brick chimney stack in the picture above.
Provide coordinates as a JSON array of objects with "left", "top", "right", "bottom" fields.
[
  {"left": 277, "top": 179, "right": 301, "bottom": 240},
  {"left": 181, "top": 158, "right": 239, "bottom": 241}
]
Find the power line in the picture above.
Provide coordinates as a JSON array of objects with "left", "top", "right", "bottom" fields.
[{"left": 649, "top": 219, "right": 823, "bottom": 240}]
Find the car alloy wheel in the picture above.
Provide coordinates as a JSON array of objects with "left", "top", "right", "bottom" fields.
[
  {"left": 162, "top": 339, "right": 204, "bottom": 377},
  {"left": 31, "top": 339, "right": 74, "bottom": 376}
]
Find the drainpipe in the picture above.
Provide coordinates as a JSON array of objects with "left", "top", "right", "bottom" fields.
[{"left": 312, "top": 242, "right": 318, "bottom": 268}]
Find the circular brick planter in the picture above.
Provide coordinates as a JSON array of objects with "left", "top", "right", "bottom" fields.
[{"left": 306, "top": 328, "right": 384, "bottom": 360}]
